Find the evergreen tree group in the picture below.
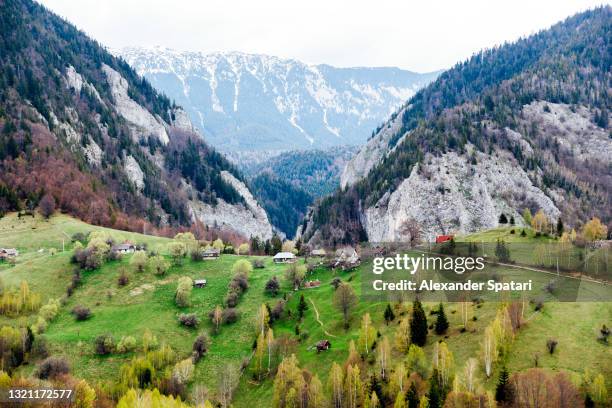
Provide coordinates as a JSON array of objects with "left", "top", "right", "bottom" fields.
[
  {"left": 410, "top": 300, "right": 428, "bottom": 346},
  {"left": 434, "top": 303, "right": 449, "bottom": 335}
]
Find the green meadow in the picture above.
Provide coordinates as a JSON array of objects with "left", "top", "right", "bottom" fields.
[{"left": 0, "top": 213, "right": 609, "bottom": 405}]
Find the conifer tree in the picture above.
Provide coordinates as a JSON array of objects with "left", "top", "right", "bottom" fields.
[
  {"left": 434, "top": 304, "right": 449, "bottom": 335},
  {"left": 384, "top": 303, "right": 395, "bottom": 325},
  {"left": 495, "top": 366, "right": 511, "bottom": 403},
  {"left": 297, "top": 294, "right": 308, "bottom": 319},
  {"left": 406, "top": 381, "right": 419, "bottom": 408},
  {"left": 410, "top": 300, "right": 428, "bottom": 347},
  {"left": 428, "top": 369, "right": 442, "bottom": 408}
]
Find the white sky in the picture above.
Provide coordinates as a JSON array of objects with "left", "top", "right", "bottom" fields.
[{"left": 38, "top": 0, "right": 609, "bottom": 72}]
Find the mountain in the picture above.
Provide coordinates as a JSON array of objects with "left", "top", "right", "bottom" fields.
[
  {"left": 299, "top": 7, "right": 611, "bottom": 245},
  {"left": 0, "top": 0, "right": 273, "bottom": 239},
  {"left": 117, "top": 47, "right": 440, "bottom": 152},
  {"left": 242, "top": 146, "right": 358, "bottom": 238},
  {"left": 243, "top": 146, "right": 359, "bottom": 198}
]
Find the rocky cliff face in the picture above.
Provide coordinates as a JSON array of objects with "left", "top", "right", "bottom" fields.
[
  {"left": 363, "top": 148, "right": 560, "bottom": 241},
  {"left": 188, "top": 171, "right": 273, "bottom": 240},
  {"left": 117, "top": 47, "right": 440, "bottom": 152},
  {"left": 99, "top": 66, "right": 274, "bottom": 239},
  {"left": 340, "top": 107, "right": 408, "bottom": 188}
]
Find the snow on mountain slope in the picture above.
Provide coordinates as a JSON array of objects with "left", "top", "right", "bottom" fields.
[{"left": 117, "top": 47, "right": 440, "bottom": 151}]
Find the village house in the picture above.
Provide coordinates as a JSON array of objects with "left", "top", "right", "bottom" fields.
[
  {"left": 0, "top": 248, "right": 19, "bottom": 260},
  {"left": 193, "top": 279, "right": 207, "bottom": 288},
  {"left": 201, "top": 247, "right": 221, "bottom": 259},
  {"left": 334, "top": 246, "right": 360, "bottom": 269},
  {"left": 111, "top": 242, "right": 136, "bottom": 255},
  {"left": 273, "top": 252, "right": 297, "bottom": 264},
  {"left": 436, "top": 235, "right": 454, "bottom": 244},
  {"left": 311, "top": 248, "right": 326, "bottom": 257},
  {"left": 316, "top": 340, "right": 331, "bottom": 352}
]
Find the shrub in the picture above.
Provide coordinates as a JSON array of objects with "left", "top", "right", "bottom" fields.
[
  {"left": 546, "top": 339, "right": 558, "bottom": 354},
  {"left": 331, "top": 277, "right": 342, "bottom": 289},
  {"left": 270, "top": 300, "right": 286, "bottom": 322},
  {"left": 222, "top": 308, "right": 239, "bottom": 324},
  {"left": 31, "top": 336, "right": 49, "bottom": 358},
  {"left": 191, "top": 250, "right": 204, "bottom": 262},
  {"left": 252, "top": 259, "right": 265, "bottom": 269},
  {"left": 118, "top": 270, "right": 129, "bottom": 287},
  {"left": 178, "top": 313, "right": 199, "bottom": 328},
  {"left": 39, "top": 299, "right": 60, "bottom": 321},
  {"left": 237, "top": 243, "right": 250, "bottom": 255},
  {"left": 94, "top": 334, "right": 115, "bottom": 355},
  {"left": 231, "top": 259, "right": 253, "bottom": 277},
  {"left": 36, "top": 357, "right": 70, "bottom": 379},
  {"left": 148, "top": 255, "right": 170, "bottom": 276},
  {"left": 265, "top": 276, "right": 280, "bottom": 296},
  {"left": 117, "top": 336, "right": 138, "bottom": 353},
  {"left": 72, "top": 232, "right": 87, "bottom": 244},
  {"left": 72, "top": 248, "right": 104, "bottom": 270},
  {"left": 192, "top": 332, "right": 210, "bottom": 363},
  {"left": 175, "top": 277, "right": 193, "bottom": 308},
  {"left": 598, "top": 324, "right": 610, "bottom": 343},
  {"left": 224, "top": 290, "right": 240, "bottom": 308},
  {"left": 130, "top": 251, "right": 148, "bottom": 272},
  {"left": 72, "top": 305, "right": 91, "bottom": 321},
  {"left": 230, "top": 274, "right": 249, "bottom": 292},
  {"left": 172, "top": 358, "right": 194, "bottom": 385}
]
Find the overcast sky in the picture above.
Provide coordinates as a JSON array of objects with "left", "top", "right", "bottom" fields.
[{"left": 38, "top": 0, "right": 609, "bottom": 72}]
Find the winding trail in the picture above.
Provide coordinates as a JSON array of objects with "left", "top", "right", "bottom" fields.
[{"left": 309, "top": 298, "right": 337, "bottom": 338}]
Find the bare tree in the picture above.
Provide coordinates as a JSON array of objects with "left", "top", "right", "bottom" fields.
[
  {"left": 333, "top": 283, "right": 357, "bottom": 329},
  {"left": 400, "top": 218, "right": 422, "bottom": 247},
  {"left": 38, "top": 194, "right": 56, "bottom": 219},
  {"left": 218, "top": 363, "right": 239, "bottom": 408}
]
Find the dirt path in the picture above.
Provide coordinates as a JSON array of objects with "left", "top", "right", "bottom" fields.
[{"left": 309, "top": 298, "right": 337, "bottom": 338}]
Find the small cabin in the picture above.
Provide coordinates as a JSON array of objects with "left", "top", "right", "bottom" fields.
[
  {"left": 311, "top": 249, "right": 326, "bottom": 257},
  {"left": 436, "top": 235, "right": 454, "bottom": 244},
  {"left": 316, "top": 340, "right": 331, "bottom": 352},
  {"left": 273, "top": 252, "right": 297, "bottom": 264},
  {"left": 201, "top": 247, "right": 221, "bottom": 259},
  {"left": 0, "top": 248, "right": 18, "bottom": 260},
  {"left": 112, "top": 243, "right": 136, "bottom": 254},
  {"left": 193, "top": 279, "right": 207, "bottom": 288}
]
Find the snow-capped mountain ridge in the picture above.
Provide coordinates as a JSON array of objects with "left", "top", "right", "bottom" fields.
[{"left": 117, "top": 47, "right": 440, "bottom": 151}]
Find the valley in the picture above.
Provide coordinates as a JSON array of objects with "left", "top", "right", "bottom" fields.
[
  {"left": 0, "top": 0, "right": 610, "bottom": 406},
  {"left": 0, "top": 213, "right": 609, "bottom": 406}
]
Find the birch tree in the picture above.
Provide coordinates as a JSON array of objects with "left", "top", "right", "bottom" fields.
[
  {"left": 377, "top": 336, "right": 391, "bottom": 380},
  {"left": 358, "top": 313, "right": 376, "bottom": 355}
]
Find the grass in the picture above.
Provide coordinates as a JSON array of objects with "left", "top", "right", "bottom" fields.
[{"left": 0, "top": 213, "right": 610, "bottom": 405}]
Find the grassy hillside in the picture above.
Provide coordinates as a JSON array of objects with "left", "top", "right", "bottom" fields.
[{"left": 0, "top": 213, "right": 609, "bottom": 406}]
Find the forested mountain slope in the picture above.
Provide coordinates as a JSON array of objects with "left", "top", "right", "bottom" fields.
[
  {"left": 300, "top": 7, "right": 611, "bottom": 245},
  {"left": 0, "top": 0, "right": 272, "bottom": 239}
]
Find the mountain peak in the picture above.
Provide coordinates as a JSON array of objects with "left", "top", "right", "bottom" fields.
[{"left": 116, "top": 47, "right": 440, "bottom": 152}]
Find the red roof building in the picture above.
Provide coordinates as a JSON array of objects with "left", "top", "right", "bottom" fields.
[{"left": 436, "top": 235, "right": 454, "bottom": 244}]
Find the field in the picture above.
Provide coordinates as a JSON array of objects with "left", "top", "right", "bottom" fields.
[{"left": 0, "top": 213, "right": 610, "bottom": 406}]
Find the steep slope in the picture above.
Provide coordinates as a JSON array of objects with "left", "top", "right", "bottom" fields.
[
  {"left": 0, "top": 0, "right": 272, "bottom": 239},
  {"left": 243, "top": 146, "right": 359, "bottom": 198},
  {"left": 301, "top": 7, "right": 611, "bottom": 245},
  {"left": 117, "top": 47, "right": 440, "bottom": 152},
  {"left": 248, "top": 173, "right": 312, "bottom": 238}
]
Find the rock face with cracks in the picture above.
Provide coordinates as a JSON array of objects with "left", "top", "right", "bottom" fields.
[
  {"left": 363, "top": 149, "right": 560, "bottom": 242},
  {"left": 189, "top": 171, "right": 274, "bottom": 240}
]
